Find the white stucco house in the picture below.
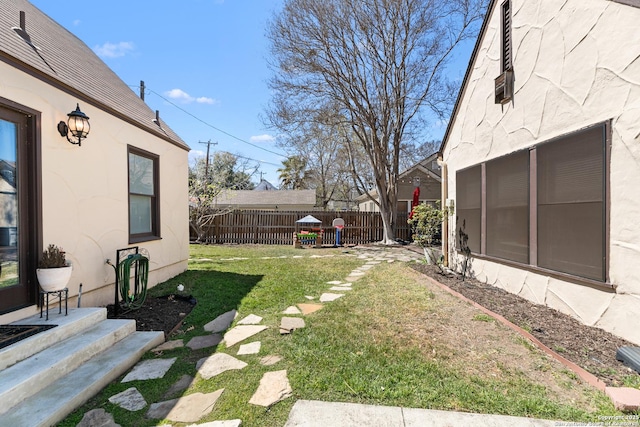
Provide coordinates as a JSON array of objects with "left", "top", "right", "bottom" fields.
[
  {"left": 439, "top": 0, "right": 640, "bottom": 344},
  {"left": 0, "top": 0, "right": 190, "bottom": 322}
]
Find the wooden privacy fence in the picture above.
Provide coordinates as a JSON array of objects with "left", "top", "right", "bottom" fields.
[{"left": 196, "top": 210, "right": 412, "bottom": 245}]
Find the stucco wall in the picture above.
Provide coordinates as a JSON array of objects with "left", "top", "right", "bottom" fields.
[
  {"left": 442, "top": 0, "right": 640, "bottom": 344},
  {"left": 0, "top": 61, "right": 190, "bottom": 309}
]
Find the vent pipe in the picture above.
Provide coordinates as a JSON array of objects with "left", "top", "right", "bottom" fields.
[{"left": 20, "top": 11, "right": 25, "bottom": 31}]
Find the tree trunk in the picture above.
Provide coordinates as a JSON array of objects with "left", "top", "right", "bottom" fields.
[
  {"left": 380, "top": 210, "right": 397, "bottom": 244},
  {"left": 377, "top": 180, "right": 398, "bottom": 244}
]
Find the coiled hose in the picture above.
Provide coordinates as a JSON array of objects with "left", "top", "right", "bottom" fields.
[{"left": 118, "top": 254, "right": 149, "bottom": 310}]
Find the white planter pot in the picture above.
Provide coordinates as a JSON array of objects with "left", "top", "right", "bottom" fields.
[{"left": 36, "top": 266, "right": 72, "bottom": 292}]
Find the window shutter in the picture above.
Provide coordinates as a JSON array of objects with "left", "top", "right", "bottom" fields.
[{"left": 502, "top": 0, "right": 512, "bottom": 72}]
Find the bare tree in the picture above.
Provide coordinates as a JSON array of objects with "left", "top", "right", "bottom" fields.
[
  {"left": 188, "top": 153, "right": 257, "bottom": 243},
  {"left": 267, "top": 0, "right": 486, "bottom": 243}
]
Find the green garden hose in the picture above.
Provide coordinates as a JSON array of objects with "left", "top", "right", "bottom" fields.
[{"left": 118, "top": 254, "right": 149, "bottom": 310}]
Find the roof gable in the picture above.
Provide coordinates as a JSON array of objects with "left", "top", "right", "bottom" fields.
[
  {"left": 0, "top": 0, "right": 188, "bottom": 149},
  {"left": 439, "top": 0, "right": 640, "bottom": 155}
]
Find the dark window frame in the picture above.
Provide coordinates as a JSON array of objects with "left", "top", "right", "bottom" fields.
[
  {"left": 128, "top": 145, "right": 161, "bottom": 243},
  {"left": 0, "top": 97, "right": 42, "bottom": 312},
  {"left": 455, "top": 121, "right": 611, "bottom": 289}
]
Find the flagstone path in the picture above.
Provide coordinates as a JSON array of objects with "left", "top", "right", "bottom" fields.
[{"left": 84, "top": 246, "right": 421, "bottom": 426}]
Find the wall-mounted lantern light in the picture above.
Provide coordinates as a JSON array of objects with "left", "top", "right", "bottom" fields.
[{"left": 57, "top": 103, "right": 90, "bottom": 146}]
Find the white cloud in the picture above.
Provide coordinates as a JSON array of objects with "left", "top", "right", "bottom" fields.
[
  {"left": 165, "top": 89, "right": 218, "bottom": 105},
  {"left": 250, "top": 134, "right": 275, "bottom": 143},
  {"left": 166, "top": 88, "right": 194, "bottom": 103},
  {"left": 196, "top": 96, "right": 217, "bottom": 105},
  {"left": 93, "top": 41, "right": 134, "bottom": 58}
]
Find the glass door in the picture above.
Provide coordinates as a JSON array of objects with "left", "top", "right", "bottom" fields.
[{"left": 0, "top": 105, "right": 35, "bottom": 313}]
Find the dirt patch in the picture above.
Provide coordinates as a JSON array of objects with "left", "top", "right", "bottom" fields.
[
  {"left": 106, "top": 294, "right": 196, "bottom": 339},
  {"left": 376, "top": 267, "right": 600, "bottom": 409},
  {"left": 411, "top": 263, "right": 639, "bottom": 387}
]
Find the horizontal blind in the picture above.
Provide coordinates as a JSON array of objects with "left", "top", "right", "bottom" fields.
[
  {"left": 486, "top": 150, "right": 529, "bottom": 263},
  {"left": 537, "top": 124, "right": 605, "bottom": 281}
]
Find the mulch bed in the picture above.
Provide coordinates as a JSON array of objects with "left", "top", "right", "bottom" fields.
[
  {"left": 411, "top": 263, "right": 639, "bottom": 387},
  {"left": 106, "top": 294, "right": 196, "bottom": 339}
]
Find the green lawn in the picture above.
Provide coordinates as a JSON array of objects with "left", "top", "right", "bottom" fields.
[{"left": 59, "top": 244, "right": 623, "bottom": 427}]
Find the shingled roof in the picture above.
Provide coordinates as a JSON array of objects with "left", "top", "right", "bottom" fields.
[
  {"left": 215, "top": 189, "right": 317, "bottom": 207},
  {"left": 0, "top": 0, "right": 188, "bottom": 150}
]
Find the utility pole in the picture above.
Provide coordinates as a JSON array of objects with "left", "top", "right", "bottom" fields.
[{"left": 199, "top": 140, "right": 218, "bottom": 177}]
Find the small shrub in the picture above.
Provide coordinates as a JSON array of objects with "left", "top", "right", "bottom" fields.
[
  {"left": 38, "top": 244, "right": 67, "bottom": 268},
  {"left": 408, "top": 201, "right": 450, "bottom": 266},
  {"left": 458, "top": 220, "right": 472, "bottom": 280}
]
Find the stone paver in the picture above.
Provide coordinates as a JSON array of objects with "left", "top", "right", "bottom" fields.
[
  {"left": 197, "top": 353, "right": 248, "bottom": 379},
  {"left": 260, "top": 355, "right": 283, "bottom": 366},
  {"left": 122, "top": 357, "right": 177, "bottom": 382},
  {"left": 108, "top": 387, "right": 147, "bottom": 411},
  {"left": 186, "top": 421, "right": 242, "bottom": 427},
  {"left": 153, "top": 339, "right": 184, "bottom": 352},
  {"left": 187, "top": 333, "right": 223, "bottom": 350},
  {"left": 237, "top": 314, "right": 263, "bottom": 325},
  {"left": 280, "top": 317, "right": 306, "bottom": 334},
  {"left": 605, "top": 386, "right": 640, "bottom": 411},
  {"left": 163, "top": 374, "right": 194, "bottom": 399},
  {"left": 146, "top": 389, "right": 224, "bottom": 423},
  {"left": 297, "top": 303, "right": 323, "bottom": 315},
  {"left": 237, "top": 341, "right": 261, "bottom": 355},
  {"left": 304, "top": 295, "right": 315, "bottom": 300},
  {"left": 77, "top": 409, "right": 121, "bottom": 427},
  {"left": 204, "top": 309, "right": 238, "bottom": 333},
  {"left": 330, "top": 286, "right": 352, "bottom": 291},
  {"left": 319, "top": 293, "right": 344, "bottom": 302},
  {"left": 326, "top": 280, "right": 342, "bottom": 285},
  {"left": 223, "top": 325, "right": 268, "bottom": 347},
  {"left": 283, "top": 305, "right": 302, "bottom": 314},
  {"left": 249, "top": 370, "right": 292, "bottom": 407}
]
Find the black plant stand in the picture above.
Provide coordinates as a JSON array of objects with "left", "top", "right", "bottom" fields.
[{"left": 40, "top": 288, "right": 68, "bottom": 321}]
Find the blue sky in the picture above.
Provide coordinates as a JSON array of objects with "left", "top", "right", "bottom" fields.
[{"left": 30, "top": 0, "right": 474, "bottom": 185}]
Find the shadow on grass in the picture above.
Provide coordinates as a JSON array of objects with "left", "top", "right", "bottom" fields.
[
  {"left": 151, "top": 269, "right": 264, "bottom": 334},
  {"left": 76, "top": 270, "right": 267, "bottom": 426}
]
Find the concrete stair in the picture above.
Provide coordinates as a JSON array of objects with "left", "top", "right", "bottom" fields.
[{"left": 0, "top": 307, "right": 164, "bottom": 427}]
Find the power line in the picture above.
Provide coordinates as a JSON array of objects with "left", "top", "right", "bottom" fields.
[{"left": 129, "top": 84, "right": 288, "bottom": 158}]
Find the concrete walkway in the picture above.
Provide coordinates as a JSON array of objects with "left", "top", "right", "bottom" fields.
[
  {"left": 284, "top": 400, "right": 557, "bottom": 427},
  {"left": 77, "top": 246, "right": 565, "bottom": 426}
]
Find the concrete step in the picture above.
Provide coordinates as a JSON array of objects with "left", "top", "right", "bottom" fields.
[
  {"left": 0, "top": 318, "right": 136, "bottom": 414},
  {"left": 0, "top": 330, "right": 164, "bottom": 427},
  {"left": 0, "top": 307, "right": 106, "bottom": 370}
]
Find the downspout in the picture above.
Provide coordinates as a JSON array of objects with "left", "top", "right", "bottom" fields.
[{"left": 438, "top": 154, "right": 449, "bottom": 267}]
